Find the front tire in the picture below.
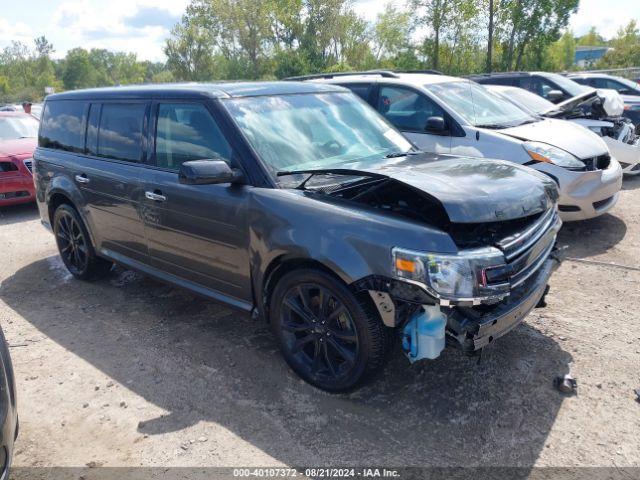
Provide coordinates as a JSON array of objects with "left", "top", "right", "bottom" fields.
[
  {"left": 53, "top": 204, "right": 112, "bottom": 280},
  {"left": 270, "top": 268, "right": 388, "bottom": 392}
]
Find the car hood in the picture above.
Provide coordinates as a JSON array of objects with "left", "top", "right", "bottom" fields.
[
  {"left": 0, "top": 137, "right": 37, "bottom": 158},
  {"left": 500, "top": 118, "right": 608, "bottom": 159},
  {"left": 546, "top": 90, "right": 598, "bottom": 115},
  {"left": 299, "top": 154, "right": 558, "bottom": 224}
]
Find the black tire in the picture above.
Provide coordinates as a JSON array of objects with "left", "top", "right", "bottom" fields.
[
  {"left": 270, "top": 268, "right": 389, "bottom": 392},
  {"left": 53, "top": 204, "right": 112, "bottom": 280}
]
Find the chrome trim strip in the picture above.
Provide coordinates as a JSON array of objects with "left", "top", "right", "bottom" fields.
[
  {"left": 499, "top": 208, "right": 557, "bottom": 261},
  {"left": 511, "top": 239, "right": 556, "bottom": 288}
]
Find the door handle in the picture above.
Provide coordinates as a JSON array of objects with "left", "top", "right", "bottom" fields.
[
  {"left": 75, "top": 174, "right": 90, "bottom": 184},
  {"left": 145, "top": 191, "right": 167, "bottom": 202}
]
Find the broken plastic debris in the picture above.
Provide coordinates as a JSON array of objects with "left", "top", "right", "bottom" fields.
[
  {"left": 554, "top": 374, "right": 577, "bottom": 394},
  {"left": 634, "top": 389, "right": 640, "bottom": 403}
]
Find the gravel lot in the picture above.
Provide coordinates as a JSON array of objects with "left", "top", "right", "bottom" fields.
[{"left": 1, "top": 177, "right": 639, "bottom": 472}]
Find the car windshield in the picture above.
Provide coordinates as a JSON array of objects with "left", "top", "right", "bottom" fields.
[
  {"left": 426, "top": 81, "right": 535, "bottom": 128},
  {"left": 504, "top": 87, "right": 556, "bottom": 114},
  {"left": 0, "top": 115, "right": 39, "bottom": 140},
  {"left": 222, "top": 92, "right": 412, "bottom": 176},
  {"left": 614, "top": 76, "right": 640, "bottom": 92},
  {"left": 542, "top": 73, "right": 591, "bottom": 97}
]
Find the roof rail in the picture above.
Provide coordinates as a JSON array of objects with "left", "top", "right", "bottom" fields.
[
  {"left": 467, "top": 71, "right": 530, "bottom": 78},
  {"left": 395, "top": 69, "right": 443, "bottom": 75},
  {"left": 285, "top": 70, "right": 400, "bottom": 81}
]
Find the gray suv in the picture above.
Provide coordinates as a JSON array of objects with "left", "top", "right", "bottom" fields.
[{"left": 34, "top": 82, "right": 562, "bottom": 391}]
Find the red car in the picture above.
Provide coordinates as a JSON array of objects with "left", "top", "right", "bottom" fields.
[{"left": 0, "top": 112, "right": 39, "bottom": 207}]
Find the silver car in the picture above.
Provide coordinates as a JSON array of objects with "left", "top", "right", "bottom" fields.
[{"left": 297, "top": 71, "right": 623, "bottom": 221}]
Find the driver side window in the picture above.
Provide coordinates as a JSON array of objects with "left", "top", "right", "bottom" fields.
[
  {"left": 377, "top": 85, "right": 445, "bottom": 133},
  {"left": 155, "top": 103, "right": 232, "bottom": 171}
]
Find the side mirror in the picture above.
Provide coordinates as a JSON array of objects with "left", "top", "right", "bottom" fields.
[
  {"left": 547, "top": 90, "right": 565, "bottom": 102},
  {"left": 425, "top": 116, "right": 448, "bottom": 134},
  {"left": 179, "top": 159, "right": 245, "bottom": 185}
]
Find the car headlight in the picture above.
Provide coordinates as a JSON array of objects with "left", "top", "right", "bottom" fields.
[
  {"left": 523, "top": 141, "right": 585, "bottom": 170},
  {"left": 392, "top": 246, "right": 510, "bottom": 305},
  {"left": 624, "top": 104, "right": 640, "bottom": 111}
]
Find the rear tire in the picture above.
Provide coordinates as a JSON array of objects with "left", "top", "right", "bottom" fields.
[
  {"left": 53, "top": 204, "right": 112, "bottom": 280},
  {"left": 270, "top": 268, "right": 389, "bottom": 392}
]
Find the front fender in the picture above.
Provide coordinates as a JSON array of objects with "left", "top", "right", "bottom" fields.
[{"left": 248, "top": 188, "right": 457, "bottom": 313}]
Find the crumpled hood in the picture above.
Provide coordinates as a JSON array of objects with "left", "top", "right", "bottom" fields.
[
  {"left": 501, "top": 118, "right": 608, "bottom": 160},
  {"left": 346, "top": 153, "right": 558, "bottom": 223}
]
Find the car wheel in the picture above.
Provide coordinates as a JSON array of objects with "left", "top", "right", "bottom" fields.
[
  {"left": 53, "top": 204, "right": 112, "bottom": 280},
  {"left": 270, "top": 268, "right": 389, "bottom": 392}
]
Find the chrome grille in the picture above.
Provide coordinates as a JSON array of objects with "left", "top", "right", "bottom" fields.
[{"left": 494, "top": 208, "right": 561, "bottom": 288}]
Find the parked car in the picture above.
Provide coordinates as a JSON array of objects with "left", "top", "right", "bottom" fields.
[
  {"left": 568, "top": 73, "right": 640, "bottom": 129},
  {"left": 298, "top": 71, "right": 622, "bottom": 221},
  {"left": 0, "top": 112, "right": 38, "bottom": 207},
  {"left": 0, "top": 324, "right": 19, "bottom": 479},
  {"left": 485, "top": 84, "right": 640, "bottom": 175},
  {"left": 34, "top": 83, "right": 562, "bottom": 391},
  {"left": 469, "top": 71, "right": 594, "bottom": 104}
]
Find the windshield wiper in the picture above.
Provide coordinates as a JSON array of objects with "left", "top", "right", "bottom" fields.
[
  {"left": 276, "top": 168, "right": 386, "bottom": 190},
  {"left": 385, "top": 150, "right": 425, "bottom": 158},
  {"left": 475, "top": 123, "right": 507, "bottom": 129}
]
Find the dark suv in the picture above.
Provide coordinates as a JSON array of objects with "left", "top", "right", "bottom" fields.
[
  {"left": 34, "top": 82, "right": 562, "bottom": 391},
  {"left": 470, "top": 71, "right": 593, "bottom": 104}
]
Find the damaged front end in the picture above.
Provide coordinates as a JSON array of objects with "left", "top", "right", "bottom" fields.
[
  {"left": 282, "top": 157, "right": 562, "bottom": 363},
  {"left": 356, "top": 207, "right": 563, "bottom": 361}
]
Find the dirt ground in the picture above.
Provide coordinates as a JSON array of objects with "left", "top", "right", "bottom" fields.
[{"left": 0, "top": 177, "right": 639, "bottom": 473}]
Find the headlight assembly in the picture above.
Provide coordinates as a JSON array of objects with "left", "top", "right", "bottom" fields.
[
  {"left": 392, "top": 246, "right": 510, "bottom": 305},
  {"left": 523, "top": 141, "right": 585, "bottom": 170}
]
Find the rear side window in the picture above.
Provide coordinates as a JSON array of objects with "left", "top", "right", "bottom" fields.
[
  {"left": 155, "top": 103, "right": 232, "bottom": 170},
  {"left": 39, "top": 101, "right": 87, "bottom": 152},
  {"left": 98, "top": 103, "right": 146, "bottom": 162}
]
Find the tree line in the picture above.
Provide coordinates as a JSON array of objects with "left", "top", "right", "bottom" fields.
[{"left": 1, "top": 0, "right": 639, "bottom": 103}]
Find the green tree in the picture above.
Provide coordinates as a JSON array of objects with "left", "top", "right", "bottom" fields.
[
  {"left": 500, "top": 0, "right": 579, "bottom": 70},
  {"left": 372, "top": 3, "right": 412, "bottom": 61},
  {"left": 577, "top": 27, "right": 606, "bottom": 46},
  {"left": 597, "top": 21, "right": 640, "bottom": 68},
  {"left": 62, "top": 48, "right": 95, "bottom": 89}
]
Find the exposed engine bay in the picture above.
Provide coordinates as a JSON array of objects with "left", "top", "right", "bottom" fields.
[{"left": 546, "top": 91, "right": 640, "bottom": 174}]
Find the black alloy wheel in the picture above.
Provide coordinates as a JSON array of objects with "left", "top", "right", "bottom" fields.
[
  {"left": 55, "top": 209, "right": 89, "bottom": 276},
  {"left": 271, "top": 269, "right": 388, "bottom": 392},
  {"left": 53, "top": 204, "right": 112, "bottom": 280}
]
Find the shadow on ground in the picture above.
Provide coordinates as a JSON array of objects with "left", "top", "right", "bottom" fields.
[
  {"left": 621, "top": 174, "right": 640, "bottom": 191},
  {"left": 0, "top": 203, "right": 39, "bottom": 227},
  {"left": 557, "top": 213, "right": 627, "bottom": 259},
  {"left": 2, "top": 257, "right": 572, "bottom": 467}
]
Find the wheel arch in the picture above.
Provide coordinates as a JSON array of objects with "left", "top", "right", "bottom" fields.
[{"left": 258, "top": 255, "right": 369, "bottom": 324}]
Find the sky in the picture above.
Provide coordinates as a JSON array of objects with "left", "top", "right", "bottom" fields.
[{"left": 0, "top": 0, "right": 638, "bottom": 62}]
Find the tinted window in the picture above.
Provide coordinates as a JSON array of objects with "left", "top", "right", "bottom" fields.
[
  {"left": 342, "top": 84, "right": 371, "bottom": 101},
  {"left": 518, "top": 77, "right": 560, "bottom": 100},
  {"left": 377, "top": 85, "right": 445, "bottom": 132},
  {"left": 39, "top": 101, "right": 87, "bottom": 152},
  {"left": 155, "top": 103, "right": 232, "bottom": 170},
  {"left": 98, "top": 103, "right": 146, "bottom": 162}
]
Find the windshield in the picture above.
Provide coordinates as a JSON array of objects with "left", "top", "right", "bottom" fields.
[
  {"left": 426, "top": 81, "right": 535, "bottom": 128},
  {"left": 222, "top": 93, "right": 412, "bottom": 175},
  {"left": 542, "top": 73, "right": 591, "bottom": 97},
  {"left": 0, "top": 115, "right": 39, "bottom": 140},
  {"left": 615, "top": 76, "right": 640, "bottom": 92},
  {"left": 505, "top": 87, "right": 556, "bottom": 114}
]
